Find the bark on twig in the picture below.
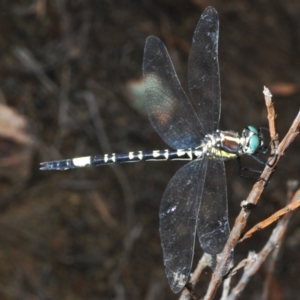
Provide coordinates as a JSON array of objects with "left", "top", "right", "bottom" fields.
[{"left": 181, "top": 87, "right": 300, "bottom": 300}]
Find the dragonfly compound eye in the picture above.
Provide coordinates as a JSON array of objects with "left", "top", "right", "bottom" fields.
[
  {"left": 247, "top": 134, "right": 261, "bottom": 154},
  {"left": 243, "top": 126, "right": 262, "bottom": 154}
]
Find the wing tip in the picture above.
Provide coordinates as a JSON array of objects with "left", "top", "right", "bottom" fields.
[
  {"left": 202, "top": 6, "right": 219, "bottom": 21},
  {"left": 204, "top": 6, "right": 217, "bottom": 14},
  {"left": 145, "top": 35, "right": 164, "bottom": 48},
  {"left": 168, "top": 271, "right": 189, "bottom": 294}
]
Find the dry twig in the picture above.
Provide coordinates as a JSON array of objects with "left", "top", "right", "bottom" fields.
[
  {"left": 239, "top": 196, "right": 300, "bottom": 242},
  {"left": 227, "top": 188, "right": 300, "bottom": 299},
  {"left": 179, "top": 253, "right": 213, "bottom": 300},
  {"left": 261, "top": 180, "right": 299, "bottom": 300},
  {"left": 180, "top": 87, "right": 300, "bottom": 300}
]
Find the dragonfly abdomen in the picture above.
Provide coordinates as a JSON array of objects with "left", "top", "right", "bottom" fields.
[{"left": 40, "top": 149, "right": 207, "bottom": 171}]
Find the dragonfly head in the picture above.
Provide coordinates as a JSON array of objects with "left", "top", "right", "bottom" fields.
[{"left": 241, "top": 126, "right": 263, "bottom": 155}]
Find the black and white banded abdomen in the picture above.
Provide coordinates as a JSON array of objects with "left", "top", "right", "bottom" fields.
[{"left": 40, "top": 148, "right": 207, "bottom": 171}]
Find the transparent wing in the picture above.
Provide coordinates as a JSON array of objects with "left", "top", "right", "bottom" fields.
[
  {"left": 159, "top": 159, "right": 208, "bottom": 293},
  {"left": 143, "top": 36, "right": 204, "bottom": 149},
  {"left": 188, "top": 6, "right": 221, "bottom": 133},
  {"left": 197, "top": 159, "right": 230, "bottom": 258}
]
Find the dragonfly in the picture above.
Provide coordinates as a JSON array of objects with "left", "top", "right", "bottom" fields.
[{"left": 40, "top": 7, "right": 263, "bottom": 293}]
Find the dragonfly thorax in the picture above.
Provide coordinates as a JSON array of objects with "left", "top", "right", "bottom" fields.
[
  {"left": 196, "top": 131, "right": 239, "bottom": 160},
  {"left": 198, "top": 126, "right": 263, "bottom": 160}
]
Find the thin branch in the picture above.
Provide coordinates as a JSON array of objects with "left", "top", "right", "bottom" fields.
[
  {"left": 203, "top": 90, "right": 300, "bottom": 300},
  {"left": 261, "top": 180, "right": 299, "bottom": 300},
  {"left": 227, "top": 188, "right": 300, "bottom": 299},
  {"left": 239, "top": 197, "right": 300, "bottom": 242},
  {"left": 11, "top": 46, "right": 59, "bottom": 94},
  {"left": 228, "top": 252, "right": 257, "bottom": 277},
  {"left": 179, "top": 253, "right": 213, "bottom": 300},
  {"left": 263, "top": 86, "right": 279, "bottom": 151}
]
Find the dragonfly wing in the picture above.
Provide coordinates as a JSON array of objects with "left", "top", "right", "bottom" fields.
[
  {"left": 188, "top": 6, "right": 221, "bottom": 133},
  {"left": 159, "top": 159, "right": 208, "bottom": 293},
  {"left": 143, "top": 36, "right": 204, "bottom": 149},
  {"left": 196, "top": 159, "right": 230, "bottom": 259}
]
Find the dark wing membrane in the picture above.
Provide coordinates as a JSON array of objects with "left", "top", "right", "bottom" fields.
[
  {"left": 143, "top": 36, "right": 204, "bottom": 150},
  {"left": 196, "top": 159, "right": 230, "bottom": 258},
  {"left": 188, "top": 6, "right": 221, "bottom": 133},
  {"left": 159, "top": 159, "right": 208, "bottom": 293}
]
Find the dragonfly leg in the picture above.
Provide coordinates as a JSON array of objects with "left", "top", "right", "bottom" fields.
[
  {"left": 249, "top": 154, "right": 266, "bottom": 165},
  {"left": 237, "top": 156, "right": 276, "bottom": 186},
  {"left": 236, "top": 156, "right": 263, "bottom": 180}
]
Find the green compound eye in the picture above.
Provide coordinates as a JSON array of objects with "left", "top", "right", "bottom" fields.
[{"left": 248, "top": 134, "right": 260, "bottom": 154}]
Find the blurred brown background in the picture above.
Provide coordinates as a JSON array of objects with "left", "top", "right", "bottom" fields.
[{"left": 0, "top": 0, "right": 300, "bottom": 299}]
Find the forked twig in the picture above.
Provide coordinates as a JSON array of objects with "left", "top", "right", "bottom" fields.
[
  {"left": 228, "top": 252, "right": 257, "bottom": 277},
  {"left": 227, "top": 188, "right": 300, "bottom": 299},
  {"left": 193, "top": 87, "right": 300, "bottom": 300},
  {"left": 239, "top": 194, "right": 300, "bottom": 242}
]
